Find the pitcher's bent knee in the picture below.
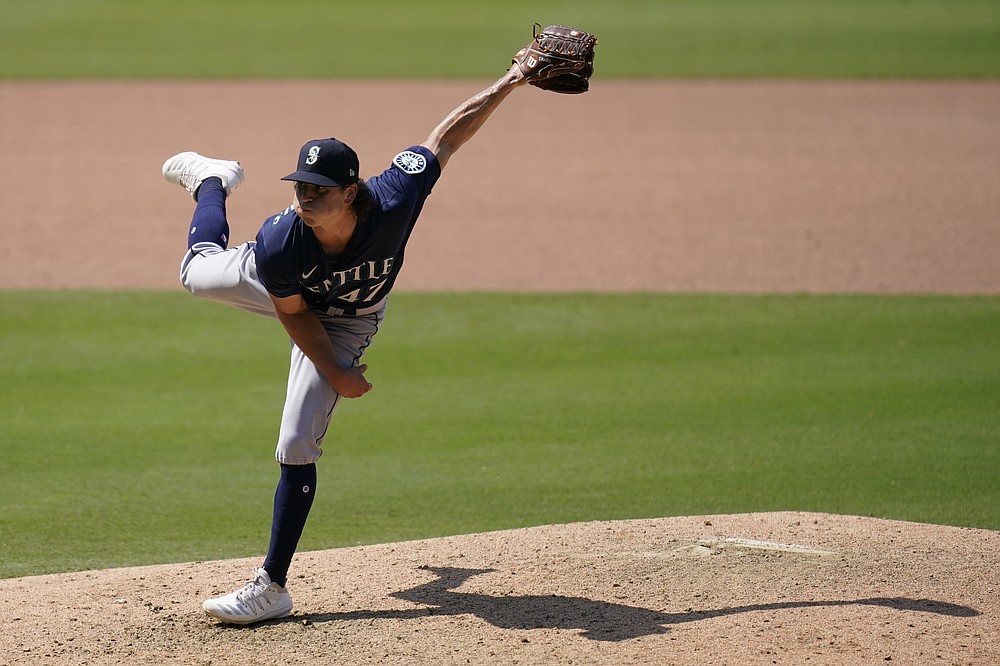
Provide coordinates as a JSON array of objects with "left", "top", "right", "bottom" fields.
[
  {"left": 178, "top": 242, "right": 276, "bottom": 317},
  {"left": 180, "top": 251, "right": 242, "bottom": 298}
]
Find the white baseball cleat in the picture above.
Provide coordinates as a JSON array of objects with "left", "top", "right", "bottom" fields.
[
  {"left": 162, "top": 151, "right": 244, "bottom": 200},
  {"left": 202, "top": 567, "right": 293, "bottom": 625}
]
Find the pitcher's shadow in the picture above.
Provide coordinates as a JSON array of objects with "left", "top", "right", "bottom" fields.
[{"left": 290, "top": 566, "right": 979, "bottom": 642}]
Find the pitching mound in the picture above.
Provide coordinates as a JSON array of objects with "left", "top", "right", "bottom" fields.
[{"left": 1, "top": 512, "right": 995, "bottom": 664}]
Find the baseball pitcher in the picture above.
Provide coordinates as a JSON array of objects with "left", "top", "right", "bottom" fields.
[{"left": 162, "top": 25, "right": 596, "bottom": 625}]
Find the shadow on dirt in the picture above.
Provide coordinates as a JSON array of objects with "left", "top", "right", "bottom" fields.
[{"left": 292, "top": 566, "right": 979, "bottom": 642}]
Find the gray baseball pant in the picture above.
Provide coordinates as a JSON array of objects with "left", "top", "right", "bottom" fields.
[{"left": 180, "top": 241, "right": 385, "bottom": 464}]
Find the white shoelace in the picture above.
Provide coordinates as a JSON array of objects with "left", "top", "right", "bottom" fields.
[{"left": 235, "top": 572, "right": 271, "bottom": 611}]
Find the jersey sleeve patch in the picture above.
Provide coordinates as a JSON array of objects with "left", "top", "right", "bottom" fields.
[{"left": 392, "top": 150, "right": 427, "bottom": 175}]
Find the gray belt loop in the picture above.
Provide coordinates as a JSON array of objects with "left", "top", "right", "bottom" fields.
[{"left": 325, "top": 298, "right": 385, "bottom": 317}]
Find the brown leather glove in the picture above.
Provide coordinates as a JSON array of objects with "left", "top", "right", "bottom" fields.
[{"left": 512, "top": 24, "right": 598, "bottom": 94}]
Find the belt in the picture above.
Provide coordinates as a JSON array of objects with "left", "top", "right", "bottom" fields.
[{"left": 324, "top": 298, "right": 386, "bottom": 317}]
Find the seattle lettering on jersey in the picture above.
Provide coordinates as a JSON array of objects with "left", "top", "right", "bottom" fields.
[{"left": 304, "top": 258, "right": 395, "bottom": 295}]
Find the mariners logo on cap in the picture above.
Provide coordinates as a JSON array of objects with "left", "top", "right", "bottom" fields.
[
  {"left": 306, "top": 146, "right": 321, "bottom": 165},
  {"left": 393, "top": 151, "right": 426, "bottom": 175}
]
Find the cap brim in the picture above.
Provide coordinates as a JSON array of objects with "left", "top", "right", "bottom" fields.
[{"left": 280, "top": 171, "right": 344, "bottom": 187}]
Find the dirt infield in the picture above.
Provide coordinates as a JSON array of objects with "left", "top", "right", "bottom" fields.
[
  {"left": 0, "top": 81, "right": 997, "bottom": 664},
  {"left": 0, "top": 80, "right": 998, "bottom": 292}
]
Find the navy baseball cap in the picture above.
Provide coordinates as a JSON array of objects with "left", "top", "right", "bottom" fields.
[{"left": 281, "top": 138, "right": 360, "bottom": 187}]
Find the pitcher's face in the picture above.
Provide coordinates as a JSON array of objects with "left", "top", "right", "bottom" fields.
[{"left": 292, "top": 182, "right": 357, "bottom": 227}]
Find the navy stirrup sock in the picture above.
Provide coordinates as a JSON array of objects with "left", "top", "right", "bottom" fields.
[
  {"left": 187, "top": 177, "right": 230, "bottom": 249},
  {"left": 263, "top": 463, "right": 317, "bottom": 588}
]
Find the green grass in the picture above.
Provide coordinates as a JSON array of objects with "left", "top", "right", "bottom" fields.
[
  {"left": 1, "top": 0, "right": 998, "bottom": 78},
  {"left": 1, "top": 291, "right": 997, "bottom": 579}
]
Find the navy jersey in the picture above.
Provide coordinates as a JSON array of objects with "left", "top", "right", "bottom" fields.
[{"left": 254, "top": 146, "right": 441, "bottom": 311}]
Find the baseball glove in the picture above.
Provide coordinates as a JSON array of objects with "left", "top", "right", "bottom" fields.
[{"left": 512, "top": 24, "right": 598, "bottom": 94}]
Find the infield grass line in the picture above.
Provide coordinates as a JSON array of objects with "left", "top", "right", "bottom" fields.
[{"left": 1, "top": 291, "right": 997, "bottom": 579}]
